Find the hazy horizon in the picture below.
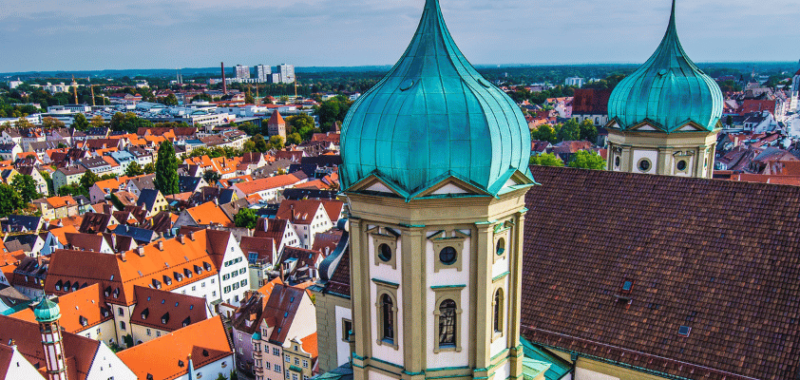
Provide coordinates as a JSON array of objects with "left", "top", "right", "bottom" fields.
[{"left": 1, "top": 0, "right": 799, "bottom": 73}]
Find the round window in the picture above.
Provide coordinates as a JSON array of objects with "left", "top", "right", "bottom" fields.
[
  {"left": 677, "top": 160, "right": 687, "bottom": 171},
  {"left": 439, "top": 247, "right": 457, "bottom": 265},
  {"left": 378, "top": 244, "right": 392, "bottom": 262},
  {"left": 496, "top": 238, "right": 506, "bottom": 256},
  {"left": 614, "top": 157, "right": 621, "bottom": 167},
  {"left": 638, "top": 159, "right": 651, "bottom": 172}
]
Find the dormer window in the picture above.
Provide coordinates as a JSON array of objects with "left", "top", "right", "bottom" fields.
[
  {"left": 161, "top": 312, "right": 170, "bottom": 325},
  {"left": 194, "top": 265, "right": 202, "bottom": 275},
  {"left": 63, "top": 281, "right": 71, "bottom": 291},
  {"left": 79, "top": 316, "right": 88, "bottom": 327},
  {"left": 141, "top": 309, "right": 149, "bottom": 320},
  {"left": 55, "top": 280, "right": 62, "bottom": 291},
  {"left": 203, "top": 262, "right": 212, "bottom": 272},
  {"left": 184, "top": 268, "right": 193, "bottom": 279},
  {"left": 163, "top": 275, "right": 172, "bottom": 286},
  {"left": 113, "top": 288, "right": 120, "bottom": 298},
  {"left": 152, "top": 279, "right": 162, "bottom": 289},
  {"left": 104, "top": 287, "right": 111, "bottom": 297}
]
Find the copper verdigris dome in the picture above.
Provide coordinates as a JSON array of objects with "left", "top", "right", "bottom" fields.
[
  {"left": 340, "top": 0, "right": 532, "bottom": 199},
  {"left": 34, "top": 297, "right": 61, "bottom": 323},
  {"left": 607, "top": 0, "right": 723, "bottom": 133}
]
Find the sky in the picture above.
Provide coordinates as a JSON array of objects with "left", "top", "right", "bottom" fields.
[{"left": 1, "top": 0, "right": 798, "bottom": 73}]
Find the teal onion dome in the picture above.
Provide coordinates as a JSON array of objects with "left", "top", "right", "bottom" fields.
[
  {"left": 34, "top": 297, "right": 61, "bottom": 323},
  {"left": 340, "top": 0, "right": 532, "bottom": 199},
  {"left": 607, "top": 0, "right": 723, "bottom": 133}
]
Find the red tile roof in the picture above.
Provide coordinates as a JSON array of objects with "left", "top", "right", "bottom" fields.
[
  {"left": 117, "top": 315, "right": 232, "bottom": 380},
  {"left": 233, "top": 173, "right": 303, "bottom": 196},
  {"left": 10, "top": 284, "right": 111, "bottom": 334},
  {"left": 522, "top": 166, "right": 800, "bottom": 380},
  {"left": 130, "top": 286, "right": 209, "bottom": 332}
]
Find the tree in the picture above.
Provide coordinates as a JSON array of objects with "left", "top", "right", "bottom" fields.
[
  {"left": 531, "top": 125, "right": 558, "bottom": 144},
  {"left": 568, "top": 150, "right": 607, "bottom": 170},
  {"left": 16, "top": 117, "right": 32, "bottom": 128},
  {"left": 192, "top": 94, "right": 212, "bottom": 103},
  {"left": 11, "top": 175, "right": 39, "bottom": 203},
  {"left": 269, "top": 135, "right": 285, "bottom": 151},
  {"left": 215, "top": 374, "right": 228, "bottom": 380},
  {"left": 286, "top": 133, "right": 302, "bottom": 146},
  {"left": 252, "top": 134, "right": 269, "bottom": 153},
  {"left": 154, "top": 141, "right": 180, "bottom": 195},
  {"left": 285, "top": 114, "right": 316, "bottom": 141},
  {"left": 73, "top": 113, "right": 90, "bottom": 131},
  {"left": 40, "top": 170, "right": 54, "bottom": 196},
  {"left": 237, "top": 122, "right": 260, "bottom": 136},
  {"left": 79, "top": 171, "right": 101, "bottom": 190},
  {"left": 203, "top": 170, "right": 221, "bottom": 185},
  {"left": 579, "top": 119, "right": 598, "bottom": 142},
  {"left": 529, "top": 153, "right": 564, "bottom": 167},
  {"left": 245, "top": 91, "right": 255, "bottom": 105},
  {"left": 234, "top": 208, "right": 258, "bottom": 229},
  {"left": 557, "top": 119, "right": 581, "bottom": 142},
  {"left": 91, "top": 115, "right": 105, "bottom": 128},
  {"left": 162, "top": 94, "right": 179, "bottom": 106},
  {"left": 57, "top": 184, "right": 88, "bottom": 197},
  {"left": 316, "top": 96, "right": 353, "bottom": 132},
  {"left": 143, "top": 162, "right": 156, "bottom": 174},
  {"left": 0, "top": 183, "right": 25, "bottom": 216},
  {"left": 125, "top": 161, "right": 144, "bottom": 177},
  {"left": 42, "top": 117, "right": 65, "bottom": 129}
]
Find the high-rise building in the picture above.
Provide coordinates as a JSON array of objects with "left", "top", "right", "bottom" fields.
[
  {"left": 279, "top": 64, "right": 295, "bottom": 84},
  {"left": 235, "top": 64, "right": 250, "bottom": 80},
  {"left": 256, "top": 64, "right": 271, "bottom": 83},
  {"left": 606, "top": 0, "right": 723, "bottom": 179},
  {"left": 337, "top": 0, "right": 534, "bottom": 379}
]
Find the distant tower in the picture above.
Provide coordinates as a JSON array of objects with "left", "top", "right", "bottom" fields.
[
  {"left": 71, "top": 76, "right": 78, "bottom": 105},
  {"left": 35, "top": 298, "right": 68, "bottom": 380},
  {"left": 267, "top": 111, "right": 287, "bottom": 140},
  {"left": 221, "top": 62, "right": 228, "bottom": 95},
  {"left": 606, "top": 0, "right": 723, "bottom": 178}
]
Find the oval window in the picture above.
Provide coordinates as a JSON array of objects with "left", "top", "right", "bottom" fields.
[
  {"left": 614, "top": 157, "right": 621, "bottom": 167},
  {"left": 638, "top": 159, "right": 651, "bottom": 172},
  {"left": 439, "top": 247, "right": 457, "bottom": 265},
  {"left": 496, "top": 238, "right": 506, "bottom": 256},
  {"left": 378, "top": 244, "right": 392, "bottom": 262},
  {"left": 677, "top": 160, "right": 687, "bottom": 171}
]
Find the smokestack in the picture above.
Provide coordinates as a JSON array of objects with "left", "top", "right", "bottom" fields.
[{"left": 221, "top": 62, "right": 228, "bottom": 95}]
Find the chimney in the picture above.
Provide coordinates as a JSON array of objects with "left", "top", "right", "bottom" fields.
[
  {"left": 157, "top": 240, "right": 164, "bottom": 251},
  {"left": 178, "top": 234, "right": 185, "bottom": 244},
  {"left": 137, "top": 246, "right": 145, "bottom": 257},
  {"left": 189, "top": 231, "right": 195, "bottom": 241},
  {"left": 221, "top": 62, "right": 228, "bottom": 95},
  {"left": 279, "top": 263, "right": 285, "bottom": 283},
  {"left": 120, "top": 252, "right": 127, "bottom": 262}
]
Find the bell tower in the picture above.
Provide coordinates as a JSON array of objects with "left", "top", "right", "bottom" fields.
[
  {"left": 35, "top": 298, "right": 68, "bottom": 380},
  {"left": 339, "top": 1, "right": 535, "bottom": 379}
]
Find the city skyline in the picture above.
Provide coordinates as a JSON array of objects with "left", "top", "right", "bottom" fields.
[{"left": 1, "top": 0, "right": 798, "bottom": 73}]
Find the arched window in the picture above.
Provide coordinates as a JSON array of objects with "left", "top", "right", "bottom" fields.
[
  {"left": 438, "top": 299, "right": 457, "bottom": 346},
  {"left": 493, "top": 289, "right": 504, "bottom": 334},
  {"left": 381, "top": 294, "right": 394, "bottom": 342}
]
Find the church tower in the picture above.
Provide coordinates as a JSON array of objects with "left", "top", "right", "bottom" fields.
[
  {"left": 35, "top": 298, "right": 68, "bottom": 380},
  {"left": 340, "top": 1, "right": 535, "bottom": 379},
  {"left": 606, "top": 0, "right": 724, "bottom": 178}
]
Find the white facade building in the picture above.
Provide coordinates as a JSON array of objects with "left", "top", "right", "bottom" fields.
[
  {"left": 236, "top": 65, "right": 251, "bottom": 80},
  {"left": 256, "top": 65, "right": 272, "bottom": 83},
  {"left": 279, "top": 64, "right": 296, "bottom": 84},
  {"left": 565, "top": 77, "right": 585, "bottom": 87}
]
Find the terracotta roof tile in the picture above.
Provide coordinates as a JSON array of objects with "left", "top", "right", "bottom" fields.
[
  {"left": 130, "top": 286, "right": 209, "bottom": 332},
  {"left": 117, "top": 315, "right": 232, "bottom": 380},
  {"left": 10, "top": 284, "right": 111, "bottom": 334},
  {"left": 521, "top": 166, "right": 800, "bottom": 380}
]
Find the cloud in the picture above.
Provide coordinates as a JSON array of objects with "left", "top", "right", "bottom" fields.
[{"left": 0, "top": 0, "right": 798, "bottom": 72}]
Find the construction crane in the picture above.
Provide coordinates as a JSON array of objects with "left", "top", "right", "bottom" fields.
[{"left": 90, "top": 85, "right": 96, "bottom": 106}]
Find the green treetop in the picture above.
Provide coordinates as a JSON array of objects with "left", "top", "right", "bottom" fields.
[
  {"left": 154, "top": 140, "right": 180, "bottom": 195},
  {"left": 568, "top": 150, "right": 607, "bottom": 170},
  {"left": 11, "top": 174, "right": 39, "bottom": 203}
]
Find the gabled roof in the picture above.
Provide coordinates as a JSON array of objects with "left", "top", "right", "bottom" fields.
[
  {"left": 276, "top": 200, "right": 328, "bottom": 225},
  {"left": 117, "top": 315, "right": 231, "bottom": 380},
  {"left": 232, "top": 173, "right": 304, "bottom": 196},
  {"left": 46, "top": 230, "right": 219, "bottom": 306},
  {"left": 0, "top": 315, "right": 101, "bottom": 380},
  {"left": 254, "top": 218, "right": 291, "bottom": 248},
  {"left": 184, "top": 201, "right": 234, "bottom": 227},
  {"left": 261, "top": 283, "right": 308, "bottom": 344},
  {"left": 521, "top": 166, "right": 800, "bottom": 380},
  {"left": 137, "top": 189, "right": 163, "bottom": 212},
  {"left": 240, "top": 236, "right": 276, "bottom": 265},
  {"left": 10, "top": 284, "right": 111, "bottom": 333},
  {"left": 78, "top": 212, "right": 112, "bottom": 234},
  {"left": 130, "top": 286, "right": 208, "bottom": 332}
]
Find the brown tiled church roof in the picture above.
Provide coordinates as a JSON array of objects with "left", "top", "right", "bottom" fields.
[{"left": 521, "top": 166, "right": 800, "bottom": 380}]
